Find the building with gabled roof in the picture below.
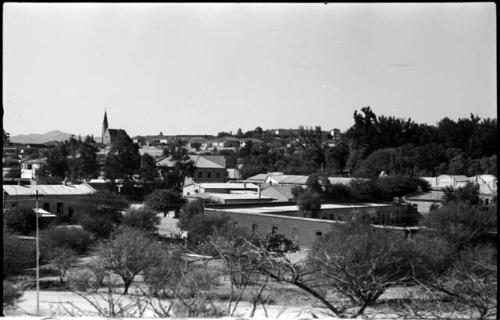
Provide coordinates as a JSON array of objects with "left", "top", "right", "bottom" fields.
[
  {"left": 3, "top": 182, "right": 97, "bottom": 219},
  {"left": 156, "top": 155, "right": 227, "bottom": 184},
  {"left": 100, "top": 111, "right": 130, "bottom": 147},
  {"left": 261, "top": 185, "right": 295, "bottom": 202},
  {"left": 183, "top": 182, "right": 259, "bottom": 197}
]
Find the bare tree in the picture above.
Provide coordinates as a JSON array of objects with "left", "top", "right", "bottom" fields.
[
  {"left": 426, "top": 245, "right": 497, "bottom": 319},
  {"left": 49, "top": 246, "right": 78, "bottom": 285},
  {"left": 93, "top": 227, "right": 159, "bottom": 294}
]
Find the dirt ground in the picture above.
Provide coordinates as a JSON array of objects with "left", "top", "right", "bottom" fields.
[{"left": 3, "top": 213, "right": 480, "bottom": 319}]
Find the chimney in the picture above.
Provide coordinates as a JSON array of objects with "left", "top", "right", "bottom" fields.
[
  {"left": 244, "top": 182, "right": 247, "bottom": 189},
  {"left": 258, "top": 185, "right": 261, "bottom": 198}
]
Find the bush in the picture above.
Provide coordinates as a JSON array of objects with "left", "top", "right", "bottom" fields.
[
  {"left": 47, "top": 246, "right": 78, "bottom": 285},
  {"left": 122, "top": 208, "right": 160, "bottom": 232},
  {"left": 310, "top": 222, "right": 451, "bottom": 317},
  {"left": 297, "top": 191, "right": 321, "bottom": 218},
  {"left": 3, "top": 233, "right": 35, "bottom": 278},
  {"left": 178, "top": 213, "right": 230, "bottom": 248},
  {"left": 145, "top": 189, "right": 184, "bottom": 217},
  {"left": 41, "top": 226, "right": 93, "bottom": 254},
  {"left": 4, "top": 207, "right": 36, "bottom": 235},
  {"left": 3, "top": 280, "right": 23, "bottom": 308},
  {"left": 323, "top": 183, "right": 353, "bottom": 202},
  {"left": 144, "top": 247, "right": 185, "bottom": 297},
  {"left": 423, "top": 202, "right": 497, "bottom": 252},
  {"left": 69, "top": 269, "right": 95, "bottom": 292},
  {"left": 265, "top": 233, "right": 299, "bottom": 253},
  {"left": 74, "top": 207, "right": 123, "bottom": 239}
]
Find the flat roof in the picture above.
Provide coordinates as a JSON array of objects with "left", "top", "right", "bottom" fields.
[
  {"left": 205, "top": 207, "right": 412, "bottom": 231},
  {"left": 211, "top": 203, "right": 392, "bottom": 214},
  {"left": 187, "top": 192, "right": 272, "bottom": 200},
  {"left": 191, "top": 182, "right": 259, "bottom": 189}
]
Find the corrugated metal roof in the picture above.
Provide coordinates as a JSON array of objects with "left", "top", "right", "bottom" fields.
[
  {"left": 156, "top": 155, "right": 226, "bottom": 169},
  {"left": 197, "top": 182, "right": 259, "bottom": 189},
  {"left": 213, "top": 202, "right": 391, "bottom": 214},
  {"left": 3, "top": 183, "right": 96, "bottom": 196},
  {"left": 188, "top": 192, "right": 271, "bottom": 200},
  {"left": 272, "top": 175, "right": 309, "bottom": 185},
  {"left": 261, "top": 185, "right": 295, "bottom": 201}
]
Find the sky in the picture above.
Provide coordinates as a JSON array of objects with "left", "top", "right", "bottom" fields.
[{"left": 3, "top": 3, "right": 497, "bottom": 138}]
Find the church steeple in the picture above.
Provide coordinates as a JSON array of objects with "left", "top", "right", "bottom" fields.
[{"left": 102, "top": 110, "right": 109, "bottom": 144}]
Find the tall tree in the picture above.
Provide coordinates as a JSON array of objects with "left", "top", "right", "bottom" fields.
[
  {"left": 161, "top": 140, "right": 195, "bottom": 191},
  {"left": 103, "top": 131, "right": 141, "bottom": 181},
  {"left": 139, "top": 153, "right": 159, "bottom": 183}
]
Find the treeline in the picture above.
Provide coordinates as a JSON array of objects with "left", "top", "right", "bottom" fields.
[{"left": 222, "top": 107, "right": 497, "bottom": 179}]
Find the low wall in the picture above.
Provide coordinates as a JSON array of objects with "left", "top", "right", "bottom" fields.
[{"left": 206, "top": 208, "right": 348, "bottom": 249}]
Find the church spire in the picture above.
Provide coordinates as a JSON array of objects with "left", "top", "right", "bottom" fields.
[{"left": 102, "top": 109, "right": 109, "bottom": 144}]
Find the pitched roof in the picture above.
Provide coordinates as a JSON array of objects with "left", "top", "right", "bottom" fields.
[
  {"left": 108, "top": 129, "right": 128, "bottom": 139},
  {"left": 156, "top": 155, "right": 226, "bottom": 169},
  {"left": 261, "top": 185, "right": 295, "bottom": 201},
  {"left": 270, "top": 175, "right": 308, "bottom": 185},
  {"left": 3, "top": 183, "right": 97, "bottom": 196},
  {"left": 190, "top": 155, "right": 226, "bottom": 169}
]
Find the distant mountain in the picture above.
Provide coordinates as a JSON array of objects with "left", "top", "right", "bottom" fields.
[{"left": 10, "top": 130, "right": 74, "bottom": 144}]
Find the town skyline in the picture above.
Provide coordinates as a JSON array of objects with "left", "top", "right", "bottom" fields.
[{"left": 3, "top": 3, "right": 496, "bottom": 137}]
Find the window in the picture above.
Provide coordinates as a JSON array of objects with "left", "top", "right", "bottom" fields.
[
  {"left": 43, "top": 202, "right": 50, "bottom": 211},
  {"left": 271, "top": 226, "right": 278, "bottom": 234},
  {"left": 198, "top": 171, "right": 202, "bottom": 179},
  {"left": 68, "top": 207, "right": 74, "bottom": 217},
  {"left": 315, "top": 231, "right": 323, "bottom": 237},
  {"left": 207, "top": 172, "right": 211, "bottom": 179},
  {"left": 252, "top": 224, "right": 258, "bottom": 233},
  {"left": 57, "top": 202, "right": 63, "bottom": 214}
]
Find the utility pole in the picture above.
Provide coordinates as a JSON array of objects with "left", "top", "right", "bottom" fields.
[{"left": 32, "top": 190, "right": 43, "bottom": 316}]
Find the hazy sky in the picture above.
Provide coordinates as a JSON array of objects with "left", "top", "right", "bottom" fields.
[{"left": 3, "top": 3, "right": 496, "bottom": 137}]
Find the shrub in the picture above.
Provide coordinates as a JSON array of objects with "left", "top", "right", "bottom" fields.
[
  {"left": 3, "top": 233, "right": 35, "bottom": 278},
  {"left": 144, "top": 247, "right": 185, "bottom": 297},
  {"left": 122, "top": 208, "right": 160, "bottom": 232},
  {"left": 297, "top": 191, "right": 321, "bottom": 218},
  {"left": 309, "top": 222, "right": 451, "bottom": 317},
  {"left": 423, "top": 202, "right": 497, "bottom": 252},
  {"left": 178, "top": 213, "right": 230, "bottom": 248},
  {"left": 74, "top": 207, "right": 123, "bottom": 239},
  {"left": 41, "top": 226, "right": 93, "bottom": 254},
  {"left": 47, "top": 246, "right": 78, "bottom": 285},
  {"left": 4, "top": 207, "right": 36, "bottom": 235},
  {"left": 145, "top": 189, "right": 184, "bottom": 217},
  {"left": 69, "top": 269, "right": 95, "bottom": 292},
  {"left": 3, "top": 280, "right": 23, "bottom": 308}
]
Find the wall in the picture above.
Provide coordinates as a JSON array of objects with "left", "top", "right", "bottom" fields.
[
  {"left": 194, "top": 168, "right": 226, "bottom": 182},
  {"left": 205, "top": 206, "right": 415, "bottom": 249},
  {"left": 205, "top": 209, "right": 344, "bottom": 249},
  {"left": 3, "top": 195, "right": 91, "bottom": 219}
]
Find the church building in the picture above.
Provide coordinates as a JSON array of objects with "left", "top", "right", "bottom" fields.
[{"left": 101, "top": 110, "right": 129, "bottom": 146}]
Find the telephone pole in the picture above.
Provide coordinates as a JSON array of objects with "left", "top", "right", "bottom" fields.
[{"left": 32, "top": 190, "right": 43, "bottom": 315}]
